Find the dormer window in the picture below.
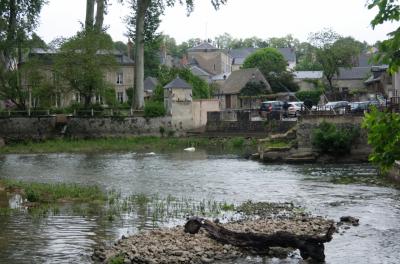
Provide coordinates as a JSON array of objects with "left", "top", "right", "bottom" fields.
[{"left": 116, "top": 72, "right": 123, "bottom": 84}]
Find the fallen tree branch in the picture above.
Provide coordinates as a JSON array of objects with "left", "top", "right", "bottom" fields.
[{"left": 184, "top": 217, "right": 335, "bottom": 262}]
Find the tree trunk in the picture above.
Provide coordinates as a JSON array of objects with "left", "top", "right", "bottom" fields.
[
  {"left": 94, "top": 0, "right": 105, "bottom": 32},
  {"left": 184, "top": 217, "right": 335, "bottom": 262},
  {"left": 85, "top": 0, "right": 95, "bottom": 30},
  {"left": 132, "top": 0, "right": 150, "bottom": 110}
]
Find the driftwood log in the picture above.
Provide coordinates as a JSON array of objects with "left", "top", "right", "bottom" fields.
[{"left": 184, "top": 217, "right": 335, "bottom": 262}]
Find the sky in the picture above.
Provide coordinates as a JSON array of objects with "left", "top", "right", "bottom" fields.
[{"left": 37, "top": 0, "right": 398, "bottom": 45}]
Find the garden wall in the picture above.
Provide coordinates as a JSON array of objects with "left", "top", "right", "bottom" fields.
[{"left": 0, "top": 116, "right": 174, "bottom": 142}]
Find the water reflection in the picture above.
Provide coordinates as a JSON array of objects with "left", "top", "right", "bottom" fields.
[{"left": 0, "top": 152, "right": 399, "bottom": 263}]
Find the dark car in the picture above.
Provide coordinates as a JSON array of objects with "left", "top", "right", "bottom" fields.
[
  {"left": 349, "top": 102, "right": 370, "bottom": 113},
  {"left": 259, "top": 101, "right": 284, "bottom": 118}
]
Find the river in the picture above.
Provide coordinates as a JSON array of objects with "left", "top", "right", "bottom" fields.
[{"left": 0, "top": 151, "right": 399, "bottom": 263}]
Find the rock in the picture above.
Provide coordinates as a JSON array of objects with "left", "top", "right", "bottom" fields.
[
  {"left": 201, "top": 256, "right": 214, "bottom": 263},
  {"left": 340, "top": 216, "right": 359, "bottom": 226}
]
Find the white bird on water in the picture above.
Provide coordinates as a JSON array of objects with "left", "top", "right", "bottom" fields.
[{"left": 184, "top": 147, "right": 195, "bottom": 152}]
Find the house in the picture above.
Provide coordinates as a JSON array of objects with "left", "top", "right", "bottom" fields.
[
  {"left": 218, "top": 68, "right": 271, "bottom": 109},
  {"left": 229, "top": 47, "right": 297, "bottom": 71},
  {"left": 22, "top": 48, "right": 134, "bottom": 107},
  {"left": 164, "top": 77, "right": 193, "bottom": 129},
  {"left": 187, "top": 42, "right": 232, "bottom": 76},
  {"left": 293, "top": 71, "right": 323, "bottom": 91},
  {"left": 364, "top": 65, "right": 393, "bottom": 98},
  {"left": 332, "top": 67, "right": 372, "bottom": 93}
]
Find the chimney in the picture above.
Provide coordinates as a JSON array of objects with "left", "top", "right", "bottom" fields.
[{"left": 127, "top": 39, "right": 133, "bottom": 59}]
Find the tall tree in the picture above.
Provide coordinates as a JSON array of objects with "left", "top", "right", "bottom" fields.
[
  {"left": 86, "top": 0, "right": 107, "bottom": 32},
  {"left": 368, "top": 0, "right": 400, "bottom": 73},
  {"left": 54, "top": 30, "right": 116, "bottom": 106},
  {"left": 0, "top": 0, "right": 47, "bottom": 109},
  {"left": 242, "top": 47, "right": 298, "bottom": 93},
  {"left": 309, "top": 29, "right": 361, "bottom": 90},
  {"left": 129, "top": 0, "right": 227, "bottom": 110}
]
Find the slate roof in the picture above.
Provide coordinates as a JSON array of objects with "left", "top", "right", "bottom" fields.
[
  {"left": 221, "top": 68, "right": 271, "bottom": 94},
  {"left": 278, "top": 48, "right": 296, "bottom": 63},
  {"left": 190, "top": 65, "right": 211, "bottom": 77},
  {"left": 333, "top": 67, "right": 371, "bottom": 80},
  {"left": 212, "top": 72, "right": 231, "bottom": 81},
  {"left": 229, "top": 47, "right": 296, "bottom": 65},
  {"left": 188, "top": 42, "right": 218, "bottom": 52},
  {"left": 164, "top": 77, "right": 192, "bottom": 89},
  {"left": 144, "top": 77, "right": 159, "bottom": 92},
  {"left": 27, "top": 48, "right": 135, "bottom": 65},
  {"left": 293, "top": 71, "right": 323, "bottom": 79}
]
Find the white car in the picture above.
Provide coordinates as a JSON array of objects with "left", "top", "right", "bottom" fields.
[{"left": 288, "top": 102, "right": 304, "bottom": 116}]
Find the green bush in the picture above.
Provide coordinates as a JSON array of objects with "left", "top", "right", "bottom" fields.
[
  {"left": 144, "top": 101, "right": 166, "bottom": 118},
  {"left": 362, "top": 107, "right": 400, "bottom": 172},
  {"left": 312, "top": 121, "right": 359, "bottom": 156},
  {"left": 295, "top": 90, "right": 323, "bottom": 106}
]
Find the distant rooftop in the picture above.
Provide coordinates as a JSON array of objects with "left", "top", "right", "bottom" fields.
[
  {"left": 188, "top": 42, "right": 219, "bottom": 52},
  {"left": 164, "top": 77, "right": 192, "bottom": 89},
  {"left": 294, "top": 71, "right": 323, "bottom": 79}
]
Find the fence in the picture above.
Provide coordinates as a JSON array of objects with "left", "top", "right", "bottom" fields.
[{"left": 0, "top": 108, "right": 144, "bottom": 118}]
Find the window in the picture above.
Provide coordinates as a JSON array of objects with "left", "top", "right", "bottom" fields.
[
  {"left": 117, "top": 92, "right": 124, "bottom": 103},
  {"left": 74, "top": 92, "right": 80, "bottom": 103},
  {"left": 116, "top": 72, "right": 123, "bottom": 84}
]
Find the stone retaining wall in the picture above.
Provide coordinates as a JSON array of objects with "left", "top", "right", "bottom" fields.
[
  {"left": 67, "top": 116, "right": 174, "bottom": 138},
  {"left": 296, "top": 115, "right": 371, "bottom": 158},
  {"left": 206, "top": 111, "right": 297, "bottom": 134},
  {"left": 0, "top": 117, "right": 56, "bottom": 142},
  {"left": 0, "top": 116, "right": 174, "bottom": 142}
]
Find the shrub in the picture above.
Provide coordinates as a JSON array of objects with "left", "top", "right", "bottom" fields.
[
  {"left": 295, "top": 90, "right": 323, "bottom": 106},
  {"left": 312, "top": 121, "right": 359, "bottom": 156},
  {"left": 362, "top": 107, "right": 400, "bottom": 172},
  {"left": 144, "top": 101, "right": 165, "bottom": 118}
]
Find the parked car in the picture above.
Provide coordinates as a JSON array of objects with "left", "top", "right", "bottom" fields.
[
  {"left": 288, "top": 102, "right": 304, "bottom": 117},
  {"left": 349, "top": 102, "right": 370, "bottom": 113},
  {"left": 350, "top": 101, "right": 381, "bottom": 113},
  {"left": 259, "top": 101, "right": 283, "bottom": 117},
  {"left": 323, "top": 101, "right": 349, "bottom": 113}
]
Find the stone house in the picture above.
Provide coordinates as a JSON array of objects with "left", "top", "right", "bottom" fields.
[
  {"left": 164, "top": 76, "right": 219, "bottom": 130},
  {"left": 217, "top": 68, "right": 271, "bottom": 109},
  {"left": 164, "top": 77, "right": 194, "bottom": 130},
  {"left": 187, "top": 42, "right": 232, "bottom": 76},
  {"left": 21, "top": 48, "right": 134, "bottom": 107},
  {"left": 332, "top": 67, "right": 371, "bottom": 93}
]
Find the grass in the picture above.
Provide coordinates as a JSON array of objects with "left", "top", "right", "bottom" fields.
[
  {"left": 0, "top": 136, "right": 257, "bottom": 154},
  {"left": 0, "top": 179, "right": 107, "bottom": 203},
  {"left": 263, "top": 140, "right": 291, "bottom": 149}
]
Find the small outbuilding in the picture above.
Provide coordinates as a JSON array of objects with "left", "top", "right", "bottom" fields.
[
  {"left": 219, "top": 68, "right": 271, "bottom": 109},
  {"left": 164, "top": 77, "right": 194, "bottom": 130}
]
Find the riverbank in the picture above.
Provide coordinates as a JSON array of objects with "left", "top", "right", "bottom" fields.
[{"left": 0, "top": 136, "right": 256, "bottom": 154}]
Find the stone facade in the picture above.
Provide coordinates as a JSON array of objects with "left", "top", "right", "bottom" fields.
[
  {"left": 0, "top": 116, "right": 175, "bottom": 141},
  {"left": 192, "top": 99, "right": 220, "bottom": 128},
  {"left": 187, "top": 49, "right": 231, "bottom": 76}
]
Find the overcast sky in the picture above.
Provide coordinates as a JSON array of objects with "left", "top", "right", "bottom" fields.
[{"left": 37, "top": 0, "right": 398, "bottom": 45}]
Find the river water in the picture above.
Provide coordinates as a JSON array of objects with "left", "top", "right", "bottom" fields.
[{"left": 0, "top": 151, "right": 399, "bottom": 263}]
